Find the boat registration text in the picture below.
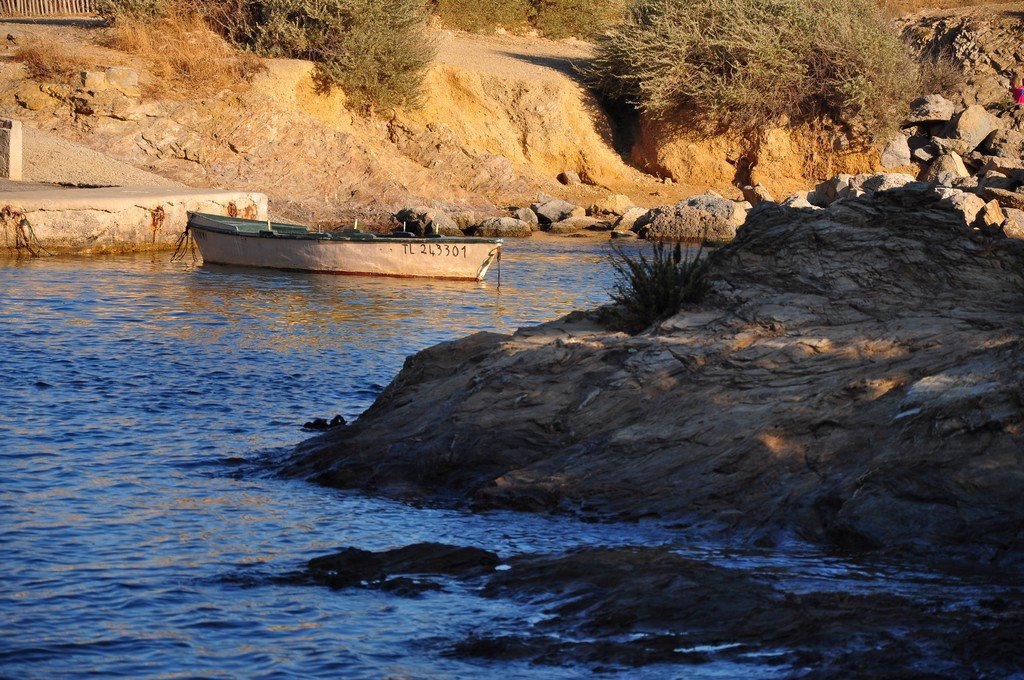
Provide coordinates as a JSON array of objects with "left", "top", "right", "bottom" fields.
[{"left": 402, "top": 243, "right": 468, "bottom": 258}]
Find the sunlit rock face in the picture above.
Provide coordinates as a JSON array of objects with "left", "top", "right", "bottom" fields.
[{"left": 286, "top": 186, "right": 1024, "bottom": 562}]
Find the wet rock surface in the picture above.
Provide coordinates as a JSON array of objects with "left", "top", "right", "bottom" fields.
[
  {"left": 283, "top": 542, "right": 1024, "bottom": 675},
  {"left": 285, "top": 187, "right": 1024, "bottom": 564},
  {"left": 280, "top": 542, "right": 500, "bottom": 595}
]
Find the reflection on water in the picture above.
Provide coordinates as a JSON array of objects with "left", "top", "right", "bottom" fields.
[
  {"left": 0, "top": 242, "right": 1008, "bottom": 678},
  {"left": 2, "top": 241, "right": 699, "bottom": 679}
]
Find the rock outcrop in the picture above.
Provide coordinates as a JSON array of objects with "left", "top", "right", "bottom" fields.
[{"left": 285, "top": 187, "right": 1024, "bottom": 562}]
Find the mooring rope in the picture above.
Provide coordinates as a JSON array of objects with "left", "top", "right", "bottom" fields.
[
  {"left": 1, "top": 206, "right": 50, "bottom": 257},
  {"left": 170, "top": 227, "right": 197, "bottom": 263}
]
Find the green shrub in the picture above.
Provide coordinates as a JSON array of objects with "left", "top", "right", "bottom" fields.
[
  {"left": 96, "top": 0, "right": 169, "bottom": 20},
  {"left": 431, "top": 0, "right": 532, "bottom": 32},
  {"left": 586, "top": 0, "right": 917, "bottom": 134},
  {"left": 607, "top": 240, "right": 707, "bottom": 333},
  {"left": 533, "top": 0, "right": 611, "bottom": 39},
  {"left": 431, "top": 0, "right": 623, "bottom": 38},
  {"left": 101, "top": 0, "right": 433, "bottom": 111}
]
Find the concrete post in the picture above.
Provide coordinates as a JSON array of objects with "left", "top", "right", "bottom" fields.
[{"left": 0, "top": 118, "right": 23, "bottom": 181}]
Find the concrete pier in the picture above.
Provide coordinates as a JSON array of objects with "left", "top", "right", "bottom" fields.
[
  {"left": 0, "top": 185, "right": 268, "bottom": 254},
  {"left": 0, "top": 119, "right": 23, "bottom": 181}
]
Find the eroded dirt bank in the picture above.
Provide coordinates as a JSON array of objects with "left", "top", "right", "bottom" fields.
[{"left": 284, "top": 186, "right": 1024, "bottom": 562}]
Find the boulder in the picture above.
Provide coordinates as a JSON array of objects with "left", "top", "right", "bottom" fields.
[
  {"left": 13, "top": 82, "right": 55, "bottom": 111},
  {"left": 450, "top": 210, "right": 479, "bottom": 231},
  {"left": 782, "top": 193, "right": 820, "bottom": 209},
  {"left": 983, "top": 129, "right": 1024, "bottom": 160},
  {"left": 980, "top": 173, "right": 1019, "bottom": 192},
  {"left": 730, "top": 200, "right": 752, "bottom": 226},
  {"left": 394, "top": 207, "right": 461, "bottom": 236},
  {"left": 741, "top": 183, "right": 775, "bottom": 206},
  {"left": 911, "top": 146, "right": 937, "bottom": 164},
  {"left": 921, "top": 153, "right": 969, "bottom": 184},
  {"left": 880, "top": 135, "right": 912, "bottom": 169},
  {"left": 472, "top": 217, "right": 532, "bottom": 238},
  {"left": 1002, "top": 208, "right": 1024, "bottom": 239},
  {"left": 587, "top": 194, "right": 634, "bottom": 216},
  {"left": 513, "top": 207, "right": 539, "bottom": 227},
  {"left": 980, "top": 156, "right": 1024, "bottom": 181},
  {"left": 904, "top": 94, "right": 955, "bottom": 124},
  {"left": 975, "top": 199, "right": 1005, "bottom": 229},
  {"left": 811, "top": 174, "right": 854, "bottom": 206},
  {"left": 945, "top": 105, "right": 1002, "bottom": 154},
  {"left": 931, "top": 136, "right": 973, "bottom": 156},
  {"left": 545, "top": 216, "right": 606, "bottom": 234},
  {"left": 635, "top": 194, "right": 737, "bottom": 242},
  {"left": 557, "top": 170, "right": 581, "bottom": 186},
  {"left": 934, "top": 187, "right": 987, "bottom": 225},
  {"left": 978, "top": 187, "right": 1024, "bottom": 211},
  {"left": 80, "top": 70, "right": 109, "bottom": 92},
  {"left": 853, "top": 173, "right": 919, "bottom": 194},
  {"left": 613, "top": 207, "right": 648, "bottom": 232},
  {"left": 531, "top": 197, "right": 585, "bottom": 224},
  {"left": 104, "top": 66, "right": 139, "bottom": 91}
]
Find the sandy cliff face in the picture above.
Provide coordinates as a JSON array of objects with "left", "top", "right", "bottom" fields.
[
  {"left": 0, "top": 26, "right": 668, "bottom": 223},
  {"left": 285, "top": 186, "right": 1024, "bottom": 561},
  {"left": 2, "top": 7, "right": 1019, "bottom": 223}
]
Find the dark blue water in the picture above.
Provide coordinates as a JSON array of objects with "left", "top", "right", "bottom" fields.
[{"left": 0, "top": 240, "right": 1007, "bottom": 678}]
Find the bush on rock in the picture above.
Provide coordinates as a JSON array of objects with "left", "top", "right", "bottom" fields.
[{"left": 608, "top": 240, "right": 707, "bottom": 333}]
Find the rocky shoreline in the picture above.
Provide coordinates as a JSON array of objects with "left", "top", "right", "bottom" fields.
[
  {"left": 269, "top": 540, "right": 1024, "bottom": 675},
  {"left": 277, "top": 184, "right": 1024, "bottom": 674},
  {"left": 284, "top": 185, "right": 1023, "bottom": 564}
]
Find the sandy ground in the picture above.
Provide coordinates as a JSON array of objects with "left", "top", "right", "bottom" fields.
[
  {"left": 434, "top": 29, "right": 593, "bottom": 83},
  {"left": 17, "top": 126, "right": 183, "bottom": 188}
]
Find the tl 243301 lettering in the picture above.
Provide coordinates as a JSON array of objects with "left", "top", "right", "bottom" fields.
[{"left": 402, "top": 243, "right": 468, "bottom": 258}]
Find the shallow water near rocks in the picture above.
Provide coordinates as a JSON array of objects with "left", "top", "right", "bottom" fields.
[{"left": 0, "top": 240, "right": 1013, "bottom": 678}]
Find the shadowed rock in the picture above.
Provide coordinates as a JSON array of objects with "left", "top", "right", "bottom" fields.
[
  {"left": 284, "top": 187, "right": 1024, "bottom": 562},
  {"left": 283, "top": 542, "right": 500, "bottom": 594}
]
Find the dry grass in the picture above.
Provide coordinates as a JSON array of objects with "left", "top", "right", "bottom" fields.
[
  {"left": 14, "top": 40, "right": 88, "bottom": 85},
  {"left": 103, "top": 5, "right": 262, "bottom": 93},
  {"left": 878, "top": 0, "right": 981, "bottom": 14}
]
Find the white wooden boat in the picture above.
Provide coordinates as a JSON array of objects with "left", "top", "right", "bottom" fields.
[{"left": 186, "top": 212, "right": 502, "bottom": 281}]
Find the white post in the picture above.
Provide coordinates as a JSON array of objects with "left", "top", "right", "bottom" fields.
[{"left": 0, "top": 118, "right": 23, "bottom": 181}]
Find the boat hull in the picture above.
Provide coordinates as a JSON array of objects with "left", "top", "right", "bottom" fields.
[{"left": 190, "top": 223, "right": 501, "bottom": 281}]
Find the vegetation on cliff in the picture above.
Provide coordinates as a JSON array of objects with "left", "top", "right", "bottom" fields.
[
  {"left": 98, "top": 0, "right": 434, "bottom": 110},
  {"left": 586, "top": 0, "right": 918, "bottom": 135},
  {"left": 431, "top": 0, "right": 625, "bottom": 38}
]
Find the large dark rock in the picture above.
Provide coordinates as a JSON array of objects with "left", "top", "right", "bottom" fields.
[
  {"left": 289, "top": 542, "right": 500, "bottom": 592},
  {"left": 634, "top": 194, "right": 737, "bottom": 242},
  {"left": 285, "top": 187, "right": 1024, "bottom": 563},
  {"left": 394, "top": 207, "right": 462, "bottom": 236},
  {"left": 531, "top": 197, "right": 584, "bottom": 224}
]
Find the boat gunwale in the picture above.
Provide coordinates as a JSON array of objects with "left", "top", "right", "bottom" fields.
[{"left": 187, "top": 212, "right": 503, "bottom": 246}]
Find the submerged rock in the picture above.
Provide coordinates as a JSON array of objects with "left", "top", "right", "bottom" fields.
[
  {"left": 285, "top": 542, "right": 500, "bottom": 593},
  {"left": 285, "top": 187, "right": 1024, "bottom": 562}
]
